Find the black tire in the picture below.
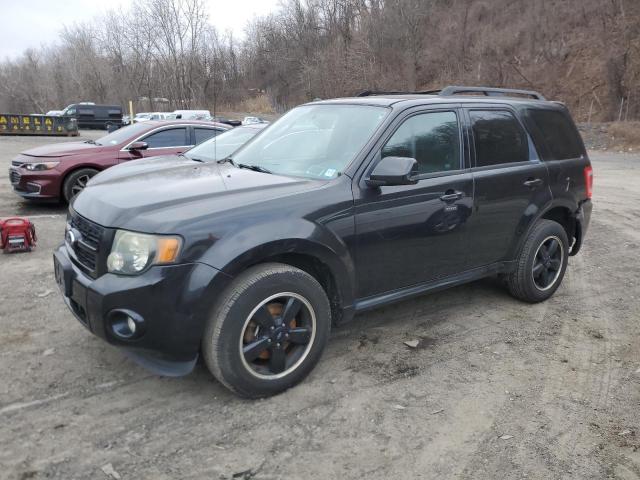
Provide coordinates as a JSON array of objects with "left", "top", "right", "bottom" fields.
[
  {"left": 62, "top": 168, "right": 98, "bottom": 203},
  {"left": 202, "top": 263, "right": 331, "bottom": 398},
  {"left": 507, "top": 219, "right": 569, "bottom": 303}
]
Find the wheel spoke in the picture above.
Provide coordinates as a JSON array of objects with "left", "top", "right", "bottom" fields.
[
  {"left": 537, "top": 244, "right": 548, "bottom": 259},
  {"left": 532, "top": 262, "right": 545, "bottom": 277},
  {"left": 288, "top": 327, "right": 311, "bottom": 345},
  {"left": 269, "top": 347, "right": 287, "bottom": 373},
  {"left": 549, "top": 258, "right": 561, "bottom": 270},
  {"left": 542, "top": 268, "right": 553, "bottom": 287},
  {"left": 547, "top": 240, "right": 559, "bottom": 257},
  {"left": 243, "top": 337, "right": 271, "bottom": 362},
  {"left": 281, "top": 297, "right": 302, "bottom": 325},
  {"left": 252, "top": 305, "right": 275, "bottom": 327}
]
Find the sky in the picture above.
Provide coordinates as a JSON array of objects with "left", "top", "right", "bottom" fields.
[{"left": 0, "top": 0, "right": 281, "bottom": 59}]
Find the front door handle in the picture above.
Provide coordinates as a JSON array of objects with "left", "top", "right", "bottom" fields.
[
  {"left": 440, "top": 191, "right": 463, "bottom": 202},
  {"left": 523, "top": 178, "right": 543, "bottom": 188}
]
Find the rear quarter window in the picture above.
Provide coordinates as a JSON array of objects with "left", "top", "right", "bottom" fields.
[{"left": 526, "top": 109, "right": 584, "bottom": 160}]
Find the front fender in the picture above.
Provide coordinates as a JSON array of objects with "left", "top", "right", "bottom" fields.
[{"left": 199, "top": 218, "right": 357, "bottom": 311}]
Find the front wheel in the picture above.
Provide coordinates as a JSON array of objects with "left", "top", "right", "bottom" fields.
[
  {"left": 507, "top": 219, "right": 569, "bottom": 303},
  {"left": 202, "top": 263, "right": 331, "bottom": 398},
  {"left": 62, "top": 168, "right": 98, "bottom": 203}
]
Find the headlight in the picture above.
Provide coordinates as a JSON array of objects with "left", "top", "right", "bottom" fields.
[
  {"left": 107, "top": 230, "right": 182, "bottom": 275},
  {"left": 24, "top": 161, "right": 60, "bottom": 171}
]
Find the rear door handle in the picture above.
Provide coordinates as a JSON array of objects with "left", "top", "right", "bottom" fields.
[
  {"left": 523, "top": 178, "right": 543, "bottom": 188},
  {"left": 440, "top": 191, "right": 463, "bottom": 202}
]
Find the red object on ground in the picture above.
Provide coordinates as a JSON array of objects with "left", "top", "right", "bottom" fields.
[{"left": 0, "top": 217, "right": 37, "bottom": 253}]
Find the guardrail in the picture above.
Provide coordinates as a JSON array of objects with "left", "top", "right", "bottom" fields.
[{"left": 0, "top": 114, "right": 79, "bottom": 136}]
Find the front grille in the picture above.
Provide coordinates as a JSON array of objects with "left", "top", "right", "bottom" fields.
[
  {"left": 9, "top": 169, "right": 20, "bottom": 184},
  {"left": 69, "top": 213, "right": 104, "bottom": 274}
]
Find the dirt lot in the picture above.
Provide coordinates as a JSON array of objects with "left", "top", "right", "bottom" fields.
[{"left": 1, "top": 132, "right": 639, "bottom": 480}]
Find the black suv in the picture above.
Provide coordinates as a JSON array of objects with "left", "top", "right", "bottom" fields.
[{"left": 54, "top": 86, "right": 593, "bottom": 397}]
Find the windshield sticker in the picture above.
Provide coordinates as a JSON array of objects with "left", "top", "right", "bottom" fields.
[{"left": 324, "top": 168, "right": 336, "bottom": 177}]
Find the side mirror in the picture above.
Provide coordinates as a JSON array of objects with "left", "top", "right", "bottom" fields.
[
  {"left": 128, "top": 141, "right": 148, "bottom": 151},
  {"left": 366, "top": 156, "right": 419, "bottom": 187}
]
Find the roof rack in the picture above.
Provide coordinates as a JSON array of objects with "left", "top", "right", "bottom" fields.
[
  {"left": 356, "top": 89, "right": 441, "bottom": 97},
  {"left": 356, "top": 86, "right": 546, "bottom": 101},
  {"left": 438, "top": 86, "right": 546, "bottom": 100}
]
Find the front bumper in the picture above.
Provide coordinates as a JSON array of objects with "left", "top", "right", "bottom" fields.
[
  {"left": 53, "top": 244, "right": 231, "bottom": 375},
  {"left": 9, "top": 166, "right": 60, "bottom": 199}
]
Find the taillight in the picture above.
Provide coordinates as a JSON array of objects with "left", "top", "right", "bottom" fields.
[{"left": 584, "top": 165, "right": 593, "bottom": 199}]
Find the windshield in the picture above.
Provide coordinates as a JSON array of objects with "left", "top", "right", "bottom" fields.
[
  {"left": 186, "top": 126, "right": 264, "bottom": 162},
  {"left": 95, "top": 123, "right": 152, "bottom": 146},
  {"left": 231, "top": 104, "right": 388, "bottom": 179}
]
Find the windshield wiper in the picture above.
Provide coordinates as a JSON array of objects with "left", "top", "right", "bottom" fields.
[
  {"left": 84, "top": 139, "right": 96, "bottom": 144},
  {"left": 237, "top": 163, "right": 272, "bottom": 174},
  {"left": 217, "top": 156, "right": 236, "bottom": 166},
  {"left": 180, "top": 153, "right": 204, "bottom": 162}
]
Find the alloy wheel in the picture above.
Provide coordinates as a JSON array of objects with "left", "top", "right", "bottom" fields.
[
  {"left": 239, "top": 292, "right": 316, "bottom": 380},
  {"left": 71, "top": 174, "right": 93, "bottom": 196},
  {"left": 532, "top": 235, "right": 564, "bottom": 291}
]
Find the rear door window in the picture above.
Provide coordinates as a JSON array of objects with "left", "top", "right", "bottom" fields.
[
  {"left": 526, "top": 109, "right": 584, "bottom": 160},
  {"left": 143, "top": 127, "right": 188, "bottom": 148},
  {"left": 469, "top": 110, "right": 529, "bottom": 167},
  {"left": 194, "top": 127, "right": 219, "bottom": 144}
]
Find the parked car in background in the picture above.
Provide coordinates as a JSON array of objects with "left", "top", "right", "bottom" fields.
[
  {"left": 46, "top": 110, "right": 63, "bottom": 116},
  {"left": 185, "top": 123, "right": 268, "bottom": 162},
  {"left": 61, "top": 104, "right": 123, "bottom": 130},
  {"left": 53, "top": 86, "right": 592, "bottom": 397},
  {"left": 242, "top": 116, "right": 268, "bottom": 125},
  {"left": 212, "top": 116, "right": 242, "bottom": 127},
  {"left": 133, "top": 112, "right": 152, "bottom": 122},
  {"left": 134, "top": 112, "right": 174, "bottom": 122},
  {"left": 173, "top": 109, "right": 211, "bottom": 120},
  {"left": 9, "top": 120, "right": 230, "bottom": 202}
]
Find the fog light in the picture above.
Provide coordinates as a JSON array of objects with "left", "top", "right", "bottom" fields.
[
  {"left": 108, "top": 309, "right": 145, "bottom": 340},
  {"left": 127, "top": 316, "right": 137, "bottom": 334}
]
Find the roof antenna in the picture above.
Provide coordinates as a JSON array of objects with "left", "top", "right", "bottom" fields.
[{"left": 212, "top": 50, "right": 217, "bottom": 162}]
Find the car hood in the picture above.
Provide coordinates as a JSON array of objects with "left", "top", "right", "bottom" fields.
[
  {"left": 20, "top": 141, "right": 107, "bottom": 158},
  {"left": 72, "top": 155, "right": 322, "bottom": 233}
]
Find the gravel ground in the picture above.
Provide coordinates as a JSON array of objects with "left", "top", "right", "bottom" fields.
[{"left": 0, "top": 132, "right": 639, "bottom": 480}]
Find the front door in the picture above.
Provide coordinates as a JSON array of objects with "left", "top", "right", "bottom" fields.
[
  {"left": 463, "top": 107, "right": 552, "bottom": 268},
  {"left": 119, "top": 126, "right": 192, "bottom": 162},
  {"left": 354, "top": 109, "right": 474, "bottom": 298}
]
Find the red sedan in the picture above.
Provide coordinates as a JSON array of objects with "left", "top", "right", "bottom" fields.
[{"left": 9, "top": 120, "right": 230, "bottom": 202}]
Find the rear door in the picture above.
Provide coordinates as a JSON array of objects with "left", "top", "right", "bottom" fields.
[
  {"left": 463, "top": 106, "right": 551, "bottom": 268},
  {"left": 521, "top": 107, "right": 590, "bottom": 206},
  {"left": 354, "top": 107, "right": 474, "bottom": 298}
]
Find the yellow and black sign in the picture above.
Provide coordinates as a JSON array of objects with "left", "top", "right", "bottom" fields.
[{"left": 0, "top": 114, "right": 78, "bottom": 136}]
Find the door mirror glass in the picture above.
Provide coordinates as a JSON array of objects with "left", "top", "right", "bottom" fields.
[
  {"left": 366, "top": 156, "right": 418, "bottom": 187},
  {"left": 128, "top": 141, "right": 148, "bottom": 151}
]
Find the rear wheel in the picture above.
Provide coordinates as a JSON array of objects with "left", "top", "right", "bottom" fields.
[
  {"left": 202, "top": 263, "right": 331, "bottom": 398},
  {"left": 62, "top": 168, "right": 98, "bottom": 203},
  {"left": 507, "top": 219, "right": 569, "bottom": 303}
]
